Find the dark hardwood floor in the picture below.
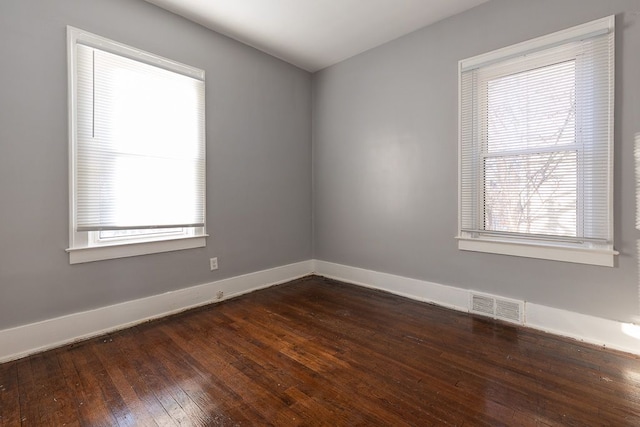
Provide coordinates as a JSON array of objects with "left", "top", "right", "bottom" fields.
[{"left": 1, "top": 275, "right": 640, "bottom": 426}]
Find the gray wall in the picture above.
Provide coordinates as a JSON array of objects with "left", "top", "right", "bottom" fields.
[
  {"left": 313, "top": 0, "right": 640, "bottom": 323},
  {"left": 0, "top": 0, "right": 312, "bottom": 329}
]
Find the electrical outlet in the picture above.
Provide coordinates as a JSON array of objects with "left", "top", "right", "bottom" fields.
[{"left": 209, "top": 257, "right": 218, "bottom": 271}]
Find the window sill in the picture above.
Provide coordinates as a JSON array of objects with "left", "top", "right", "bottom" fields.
[
  {"left": 67, "top": 235, "right": 207, "bottom": 264},
  {"left": 456, "top": 236, "right": 618, "bottom": 267}
]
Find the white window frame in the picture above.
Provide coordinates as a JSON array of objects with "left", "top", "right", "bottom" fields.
[
  {"left": 66, "top": 27, "right": 207, "bottom": 264},
  {"left": 457, "top": 16, "right": 617, "bottom": 267}
]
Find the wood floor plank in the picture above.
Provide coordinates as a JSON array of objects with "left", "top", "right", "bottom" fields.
[
  {"left": 113, "top": 328, "right": 197, "bottom": 426},
  {"left": 1, "top": 276, "right": 640, "bottom": 425},
  {"left": 272, "top": 288, "right": 512, "bottom": 420},
  {"left": 166, "top": 313, "right": 315, "bottom": 425},
  {"left": 242, "top": 311, "right": 461, "bottom": 423},
  {"left": 0, "top": 362, "right": 20, "bottom": 426},
  {"left": 137, "top": 325, "right": 237, "bottom": 426},
  {"left": 89, "top": 334, "right": 161, "bottom": 426},
  {"left": 278, "top": 295, "right": 505, "bottom": 425},
  {"left": 15, "top": 358, "right": 40, "bottom": 425},
  {"left": 56, "top": 346, "right": 121, "bottom": 427},
  {"left": 219, "top": 318, "right": 411, "bottom": 425},
  {"left": 28, "top": 353, "right": 81, "bottom": 426}
]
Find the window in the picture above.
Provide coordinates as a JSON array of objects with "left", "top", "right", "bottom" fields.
[
  {"left": 67, "top": 27, "right": 206, "bottom": 264},
  {"left": 457, "top": 16, "right": 616, "bottom": 266}
]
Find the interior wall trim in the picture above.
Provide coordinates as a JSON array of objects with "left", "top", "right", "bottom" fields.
[
  {"left": 1, "top": 259, "right": 637, "bottom": 363},
  {"left": 312, "top": 260, "right": 640, "bottom": 355},
  {"left": 0, "top": 260, "right": 313, "bottom": 363}
]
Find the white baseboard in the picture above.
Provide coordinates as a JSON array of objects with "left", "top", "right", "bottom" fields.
[
  {"left": 0, "top": 260, "right": 313, "bottom": 363},
  {"left": 525, "top": 303, "right": 640, "bottom": 354},
  {"left": 2, "top": 258, "right": 638, "bottom": 363},
  {"left": 312, "top": 260, "right": 640, "bottom": 355},
  {"left": 312, "top": 260, "right": 469, "bottom": 312}
]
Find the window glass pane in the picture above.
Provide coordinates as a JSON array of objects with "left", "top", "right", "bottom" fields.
[
  {"left": 484, "top": 151, "right": 577, "bottom": 237},
  {"left": 486, "top": 60, "right": 576, "bottom": 154},
  {"left": 99, "top": 228, "right": 184, "bottom": 240}
]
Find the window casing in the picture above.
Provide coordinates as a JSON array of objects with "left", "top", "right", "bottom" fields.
[
  {"left": 457, "top": 16, "right": 616, "bottom": 266},
  {"left": 67, "top": 27, "right": 207, "bottom": 264}
]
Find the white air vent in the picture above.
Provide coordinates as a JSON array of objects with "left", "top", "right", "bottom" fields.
[
  {"left": 471, "top": 294, "right": 494, "bottom": 316},
  {"left": 469, "top": 292, "right": 524, "bottom": 324}
]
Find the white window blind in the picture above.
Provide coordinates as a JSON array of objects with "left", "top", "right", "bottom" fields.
[
  {"left": 458, "top": 16, "right": 615, "bottom": 265},
  {"left": 74, "top": 44, "right": 205, "bottom": 231},
  {"left": 68, "top": 27, "right": 206, "bottom": 263}
]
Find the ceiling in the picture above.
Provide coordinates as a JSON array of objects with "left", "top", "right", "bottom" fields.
[{"left": 144, "top": 0, "right": 488, "bottom": 72}]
